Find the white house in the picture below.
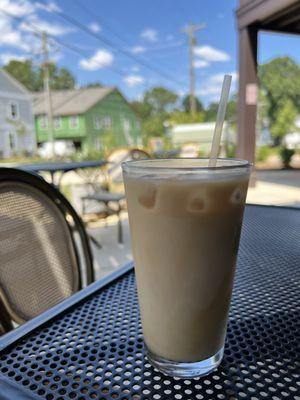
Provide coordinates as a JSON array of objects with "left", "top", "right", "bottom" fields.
[{"left": 0, "top": 69, "right": 36, "bottom": 158}]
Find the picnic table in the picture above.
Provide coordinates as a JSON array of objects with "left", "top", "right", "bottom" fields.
[
  {"left": 0, "top": 204, "right": 299, "bottom": 399},
  {"left": 18, "top": 160, "right": 107, "bottom": 188}
]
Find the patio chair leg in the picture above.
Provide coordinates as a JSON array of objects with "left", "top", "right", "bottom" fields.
[
  {"left": 89, "top": 234, "right": 102, "bottom": 249},
  {"left": 117, "top": 204, "right": 123, "bottom": 244},
  {"left": 82, "top": 198, "right": 86, "bottom": 215}
]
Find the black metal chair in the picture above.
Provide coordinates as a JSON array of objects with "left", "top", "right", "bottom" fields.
[{"left": 0, "top": 168, "right": 94, "bottom": 333}]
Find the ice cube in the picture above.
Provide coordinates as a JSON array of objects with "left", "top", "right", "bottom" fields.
[
  {"left": 138, "top": 188, "right": 156, "bottom": 209},
  {"left": 230, "top": 187, "right": 242, "bottom": 204},
  {"left": 187, "top": 195, "right": 205, "bottom": 212}
]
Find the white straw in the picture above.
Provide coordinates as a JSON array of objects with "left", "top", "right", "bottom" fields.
[{"left": 208, "top": 74, "right": 232, "bottom": 167}]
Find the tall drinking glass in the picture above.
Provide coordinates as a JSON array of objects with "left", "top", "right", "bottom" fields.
[{"left": 122, "top": 158, "right": 250, "bottom": 378}]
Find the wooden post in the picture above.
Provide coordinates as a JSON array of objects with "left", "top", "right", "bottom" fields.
[{"left": 237, "top": 26, "right": 258, "bottom": 163}]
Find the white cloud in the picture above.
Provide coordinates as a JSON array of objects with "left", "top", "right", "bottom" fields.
[
  {"left": 210, "top": 72, "right": 238, "bottom": 85},
  {"left": 131, "top": 46, "right": 146, "bottom": 54},
  {"left": 194, "top": 60, "right": 209, "bottom": 68},
  {"left": 20, "top": 15, "right": 73, "bottom": 36},
  {"left": 79, "top": 49, "right": 114, "bottom": 70},
  {"left": 0, "top": 52, "right": 27, "bottom": 64},
  {"left": 88, "top": 22, "right": 101, "bottom": 33},
  {"left": 140, "top": 28, "right": 158, "bottom": 42},
  {"left": 35, "top": 1, "right": 61, "bottom": 12},
  {"left": 0, "top": 0, "right": 35, "bottom": 17},
  {"left": 194, "top": 45, "right": 230, "bottom": 62},
  {"left": 197, "top": 72, "right": 238, "bottom": 98},
  {"left": 124, "top": 74, "right": 144, "bottom": 88},
  {"left": 0, "top": 14, "right": 30, "bottom": 51},
  {"left": 0, "top": 1, "right": 71, "bottom": 54}
]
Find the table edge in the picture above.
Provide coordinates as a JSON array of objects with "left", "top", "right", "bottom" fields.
[
  {"left": 0, "top": 375, "right": 41, "bottom": 400},
  {"left": 17, "top": 160, "right": 107, "bottom": 173},
  {"left": 0, "top": 262, "right": 134, "bottom": 353}
]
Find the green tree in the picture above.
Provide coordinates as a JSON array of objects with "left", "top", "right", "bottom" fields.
[
  {"left": 143, "top": 87, "right": 178, "bottom": 115},
  {"left": 4, "top": 60, "right": 39, "bottom": 91},
  {"left": 226, "top": 97, "right": 237, "bottom": 123},
  {"left": 182, "top": 95, "right": 204, "bottom": 113},
  {"left": 36, "top": 63, "right": 75, "bottom": 91},
  {"left": 167, "top": 110, "right": 205, "bottom": 125},
  {"left": 271, "top": 99, "right": 297, "bottom": 144},
  {"left": 142, "top": 115, "right": 165, "bottom": 139},
  {"left": 82, "top": 82, "right": 103, "bottom": 88},
  {"left": 50, "top": 66, "right": 75, "bottom": 90},
  {"left": 204, "top": 102, "right": 218, "bottom": 121},
  {"left": 131, "top": 100, "right": 152, "bottom": 120},
  {"left": 259, "top": 57, "right": 300, "bottom": 129},
  {"left": 4, "top": 60, "right": 76, "bottom": 91},
  {"left": 204, "top": 97, "right": 237, "bottom": 123}
]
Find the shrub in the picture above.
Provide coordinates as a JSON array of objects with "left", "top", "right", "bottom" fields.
[
  {"left": 226, "top": 145, "right": 236, "bottom": 158},
  {"left": 256, "top": 146, "right": 271, "bottom": 162},
  {"left": 279, "top": 147, "right": 295, "bottom": 168}
]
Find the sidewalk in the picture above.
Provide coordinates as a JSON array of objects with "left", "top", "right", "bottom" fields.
[{"left": 247, "top": 181, "right": 300, "bottom": 207}]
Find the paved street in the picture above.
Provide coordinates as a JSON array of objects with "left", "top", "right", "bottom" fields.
[{"left": 255, "top": 169, "right": 300, "bottom": 188}]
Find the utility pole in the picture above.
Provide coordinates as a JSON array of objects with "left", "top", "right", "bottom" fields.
[
  {"left": 182, "top": 23, "right": 205, "bottom": 115},
  {"left": 42, "top": 31, "right": 55, "bottom": 157}
]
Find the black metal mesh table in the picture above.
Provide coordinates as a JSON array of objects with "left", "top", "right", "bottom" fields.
[{"left": 0, "top": 205, "right": 299, "bottom": 400}]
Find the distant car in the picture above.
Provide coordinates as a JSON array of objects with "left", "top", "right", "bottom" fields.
[
  {"left": 283, "top": 132, "right": 300, "bottom": 149},
  {"left": 38, "top": 141, "right": 76, "bottom": 158}
]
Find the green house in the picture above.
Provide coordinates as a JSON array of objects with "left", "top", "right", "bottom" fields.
[{"left": 33, "top": 87, "right": 140, "bottom": 151}]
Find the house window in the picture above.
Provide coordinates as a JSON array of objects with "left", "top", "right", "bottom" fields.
[
  {"left": 103, "top": 116, "right": 112, "bottom": 129},
  {"left": 69, "top": 116, "right": 79, "bottom": 128},
  {"left": 9, "top": 132, "right": 15, "bottom": 150},
  {"left": 123, "top": 118, "right": 130, "bottom": 132},
  {"left": 8, "top": 101, "right": 19, "bottom": 120},
  {"left": 94, "top": 115, "right": 101, "bottom": 130},
  {"left": 54, "top": 117, "right": 61, "bottom": 130},
  {"left": 40, "top": 116, "right": 48, "bottom": 129}
]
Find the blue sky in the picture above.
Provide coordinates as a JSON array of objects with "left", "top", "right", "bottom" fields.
[{"left": 0, "top": 0, "right": 299, "bottom": 105}]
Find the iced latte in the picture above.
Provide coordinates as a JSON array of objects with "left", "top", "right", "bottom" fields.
[{"left": 122, "top": 158, "right": 250, "bottom": 378}]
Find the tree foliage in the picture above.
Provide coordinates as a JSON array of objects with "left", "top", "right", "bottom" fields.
[
  {"left": 82, "top": 82, "right": 103, "bottom": 88},
  {"left": 270, "top": 99, "right": 297, "bottom": 142},
  {"left": 204, "top": 102, "right": 218, "bottom": 122},
  {"left": 4, "top": 60, "right": 39, "bottom": 92},
  {"left": 4, "top": 60, "right": 75, "bottom": 92},
  {"left": 182, "top": 95, "right": 204, "bottom": 113},
  {"left": 259, "top": 57, "right": 300, "bottom": 141},
  {"left": 131, "top": 87, "right": 178, "bottom": 143},
  {"left": 167, "top": 111, "right": 205, "bottom": 125},
  {"left": 143, "top": 87, "right": 178, "bottom": 115}
]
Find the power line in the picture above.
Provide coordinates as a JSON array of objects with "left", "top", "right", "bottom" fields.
[
  {"left": 36, "top": 0, "right": 186, "bottom": 88},
  {"left": 72, "top": 0, "right": 127, "bottom": 45},
  {"left": 0, "top": 8, "right": 147, "bottom": 85}
]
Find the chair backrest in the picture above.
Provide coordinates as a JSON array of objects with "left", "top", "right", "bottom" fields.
[
  {"left": 0, "top": 168, "right": 94, "bottom": 327},
  {"left": 107, "top": 147, "right": 151, "bottom": 186}
]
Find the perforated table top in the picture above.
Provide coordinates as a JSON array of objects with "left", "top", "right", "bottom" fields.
[{"left": 0, "top": 205, "right": 299, "bottom": 400}]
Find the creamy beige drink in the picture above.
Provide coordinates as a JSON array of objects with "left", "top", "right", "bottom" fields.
[{"left": 122, "top": 159, "right": 250, "bottom": 377}]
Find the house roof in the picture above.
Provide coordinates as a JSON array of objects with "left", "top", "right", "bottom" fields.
[
  {"left": 0, "top": 68, "right": 30, "bottom": 95},
  {"left": 32, "top": 86, "right": 115, "bottom": 116}
]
